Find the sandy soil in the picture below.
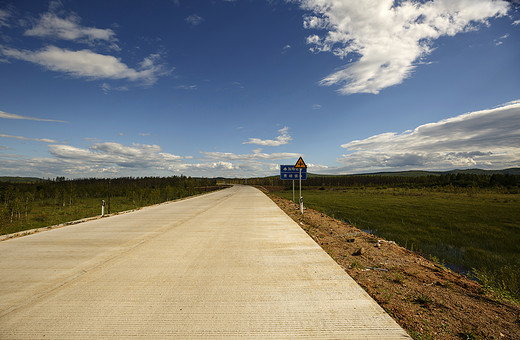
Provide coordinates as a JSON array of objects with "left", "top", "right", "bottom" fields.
[{"left": 265, "top": 189, "right": 520, "bottom": 339}]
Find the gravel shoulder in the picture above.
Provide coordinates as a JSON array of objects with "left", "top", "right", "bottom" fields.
[{"left": 265, "top": 190, "right": 520, "bottom": 340}]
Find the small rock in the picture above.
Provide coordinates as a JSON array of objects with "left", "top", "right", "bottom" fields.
[
  {"left": 353, "top": 247, "right": 365, "bottom": 256},
  {"left": 346, "top": 238, "right": 355, "bottom": 243}
]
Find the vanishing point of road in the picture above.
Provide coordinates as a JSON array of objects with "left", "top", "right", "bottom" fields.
[{"left": 0, "top": 185, "right": 410, "bottom": 339}]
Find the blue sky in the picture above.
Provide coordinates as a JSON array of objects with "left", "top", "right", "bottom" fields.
[{"left": 1, "top": 0, "right": 519, "bottom": 178}]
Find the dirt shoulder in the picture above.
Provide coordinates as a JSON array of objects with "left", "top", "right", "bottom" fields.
[{"left": 264, "top": 189, "right": 520, "bottom": 339}]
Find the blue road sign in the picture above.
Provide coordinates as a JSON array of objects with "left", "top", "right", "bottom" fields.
[{"left": 280, "top": 165, "right": 307, "bottom": 180}]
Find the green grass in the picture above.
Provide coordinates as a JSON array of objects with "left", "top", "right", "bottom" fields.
[
  {"left": 274, "top": 187, "right": 520, "bottom": 300},
  {"left": 0, "top": 196, "right": 139, "bottom": 236}
]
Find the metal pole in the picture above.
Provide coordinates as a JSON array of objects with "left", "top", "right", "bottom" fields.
[
  {"left": 292, "top": 180, "right": 295, "bottom": 202},
  {"left": 299, "top": 168, "right": 303, "bottom": 214}
]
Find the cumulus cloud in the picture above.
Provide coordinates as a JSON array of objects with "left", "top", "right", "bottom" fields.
[
  {"left": 193, "top": 147, "right": 304, "bottom": 177},
  {"left": 202, "top": 150, "right": 300, "bottom": 161},
  {"left": 307, "top": 163, "right": 329, "bottom": 171},
  {"left": 0, "top": 156, "right": 119, "bottom": 177},
  {"left": 0, "top": 141, "right": 194, "bottom": 177},
  {"left": 0, "top": 46, "right": 171, "bottom": 85},
  {"left": 337, "top": 101, "right": 520, "bottom": 173},
  {"left": 0, "top": 141, "right": 241, "bottom": 178},
  {"left": 0, "top": 109, "right": 66, "bottom": 122},
  {"left": 178, "top": 161, "right": 238, "bottom": 171},
  {"left": 0, "top": 137, "right": 299, "bottom": 178},
  {"left": 243, "top": 126, "right": 292, "bottom": 146},
  {"left": 0, "top": 133, "right": 59, "bottom": 143},
  {"left": 298, "top": 0, "right": 510, "bottom": 94},
  {"left": 48, "top": 142, "right": 187, "bottom": 169},
  {"left": 0, "top": 3, "right": 171, "bottom": 86}
]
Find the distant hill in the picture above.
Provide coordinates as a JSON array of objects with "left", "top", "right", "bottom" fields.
[
  {"left": 356, "top": 168, "right": 520, "bottom": 177},
  {"left": 346, "top": 170, "right": 438, "bottom": 177},
  {"left": 0, "top": 176, "right": 45, "bottom": 183},
  {"left": 443, "top": 168, "right": 520, "bottom": 175}
]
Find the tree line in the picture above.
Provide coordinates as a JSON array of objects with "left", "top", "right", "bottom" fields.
[
  {"left": 0, "top": 176, "right": 221, "bottom": 233},
  {"left": 246, "top": 173, "right": 520, "bottom": 190}
]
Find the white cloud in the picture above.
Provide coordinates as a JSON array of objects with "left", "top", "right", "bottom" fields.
[
  {"left": 0, "top": 46, "right": 171, "bottom": 85},
  {"left": 101, "top": 83, "right": 129, "bottom": 94},
  {"left": 307, "top": 163, "right": 329, "bottom": 171},
  {"left": 192, "top": 147, "right": 302, "bottom": 177},
  {"left": 0, "top": 133, "right": 59, "bottom": 143},
  {"left": 185, "top": 14, "right": 204, "bottom": 26},
  {"left": 298, "top": 0, "right": 510, "bottom": 94},
  {"left": 178, "top": 161, "right": 238, "bottom": 171},
  {"left": 243, "top": 126, "right": 292, "bottom": 146},
  {"left": 337, "top": 101, "right": 520, "bottom": 173},
  {"left": 2, "top": 140, "right": 217, "bottom": 177},
  {"left": 312, "top": 104, "right": 321, "bottom": 110},
  {"left": 202, "top": 150, "right": 300, "bottom": 161},
  {"left": 47, "top": 142, "right": 189, "bottom": 170},
  {"left": 0, "top": 156, "right": 118, "bottom": 177},
  {"left": 0, "top": 137, "right": 298, "bottom": 178},
  {"left": 282, "top": 44, "right": 291, "bottom": 54},
  {"left": 514, "top": 19, "right": 520, "bottom": 25},
  {"left": 232, "top": 81, "right": 244, "bottom": 89},
  {"left": 1, "top": 3, "right": 171, "bottom": 86},
  {"left": 175, "top": 84, "right": 198, "bottom": 90},
  {"left": 494, "top": 33, "right": 510, "bottom": 45},
  {"left": 25, "top": 10, "right": 117, "bottom": 44},
  {"left": 0, "top": 109, "right": 66, "bottom": 122},
  {"left": 0, "top": 8, "right": 12, "bottom": 28}
]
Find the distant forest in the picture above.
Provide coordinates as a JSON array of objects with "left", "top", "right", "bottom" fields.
[
  {"left": 246, "top": 172, "right": 520, "bottom": 190},
  {"left": 0, "top": 176, "right": 221, "bottom": 235}
]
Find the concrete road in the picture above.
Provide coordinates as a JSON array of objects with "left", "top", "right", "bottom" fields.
[{"left": 0, "top": 185, "right": 410, "bottom": 339}]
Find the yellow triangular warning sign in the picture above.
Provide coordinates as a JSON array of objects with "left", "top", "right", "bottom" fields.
[{"left": 294, "top": 157, "right": 307, "bottom": 169}]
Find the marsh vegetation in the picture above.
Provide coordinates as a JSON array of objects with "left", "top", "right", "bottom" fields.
[{"left": 260, "top": 172, "right": 520, "bottom": 300}]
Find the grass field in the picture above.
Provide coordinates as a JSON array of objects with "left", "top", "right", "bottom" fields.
[
  {"left": 0, "top": 196, "right": 140, "bottom": 236},
  {"left": 274, "top": 187, "right": 520, "bottom": 300}
]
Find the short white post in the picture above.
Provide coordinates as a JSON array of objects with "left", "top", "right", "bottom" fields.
[{"left": 101, "top": 200, "right": 105, "bottom": 217}]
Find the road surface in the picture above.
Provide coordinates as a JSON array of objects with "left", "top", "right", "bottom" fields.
[{"left": 0, "top": 185, "right": 410, "bottom": 338}]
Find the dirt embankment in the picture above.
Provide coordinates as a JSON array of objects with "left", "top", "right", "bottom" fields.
[{"left": 265, "top": 190, "right": 520, "bottom": 339}]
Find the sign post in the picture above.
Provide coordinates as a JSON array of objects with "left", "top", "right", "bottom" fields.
[
  {"left": 280, "top": 164, "right": 307, "bottom": 203},
  {"left": 299, "top": 168, "right": 302, "bottom": 211},
  {"left": 294, "top": 157, "right": 307, "bottom": 215}
]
